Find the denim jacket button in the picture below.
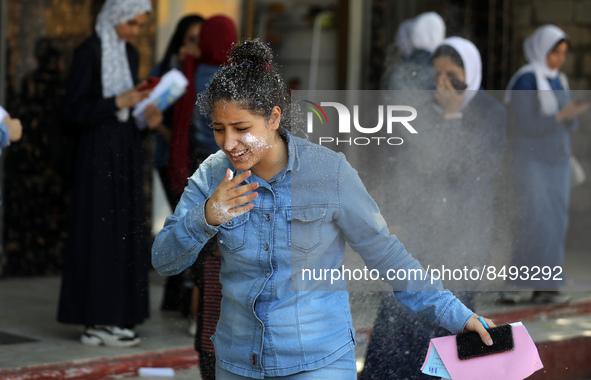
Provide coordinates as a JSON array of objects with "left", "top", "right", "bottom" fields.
[
  {"left": 227, "top": 220, "right": 233, "bottom": 226},
  {"left": 264, "top": 243, "right": 269, "bottom": 251},
  {"left": 265, "top": 214, "right": 271, "bottom": 221},
  {"left": 205, "top": 231, "right": 211, "bottom": 237}
]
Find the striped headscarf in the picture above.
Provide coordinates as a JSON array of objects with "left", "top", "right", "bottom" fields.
[{"left": 95, "top": 0, "right": 152, "bottom": 121}]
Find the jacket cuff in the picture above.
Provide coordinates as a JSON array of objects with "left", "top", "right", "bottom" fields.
[
  {"left": 0, "top": 122, "right": 10, "bottom": 148},
  {"left": 185, "top": 198, "right": 219, "bottom": 242},
  {"left": 438, "top": 297, "right": 476, "bottom": 335}
]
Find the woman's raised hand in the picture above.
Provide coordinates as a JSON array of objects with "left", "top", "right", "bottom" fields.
[
  {"left": 434, "top": 75, "right": 465, "bottom": 115},
  {"left": 205, "top": 169, "right": 259, "bottom": 226},
  {"left": 556, "top": 99, "right": 590, "bottom": 122},
  {"left": 2, "top": 116, "right": 22, "bottom": 142},
  {"left": 115, "top": 82, "right": 151, "bottom": 109},
  {"left": 144, "top": 104, "right": 163, "bottom": 130}
]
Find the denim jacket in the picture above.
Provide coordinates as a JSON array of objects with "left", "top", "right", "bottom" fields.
[
  {"left": 0, "top": 122, "right": 9, "bottom": 155},
  {"left": 0, "top": 122, "right": 10, "bottom": 206},
  {"left": 152, "top": 133, "right": 475, "bottom": 379}
]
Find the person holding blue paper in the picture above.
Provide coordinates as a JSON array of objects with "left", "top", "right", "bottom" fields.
[
  {"left": 0, "top": 106, "right": 23, "bottom": 205},
  {"left": 57, "top": 0, "right": 162, "bottom": 347},
  {"left": 0, "top": 106, "right": 22, "bottom": 155}
]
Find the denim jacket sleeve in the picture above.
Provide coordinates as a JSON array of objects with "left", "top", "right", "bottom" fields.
[
  {"left": 152, "top": 158, "right": 220, "bottom": 276},
  {"left": 0, "top": 122, "right": 10, "bottom": 155},
  {"left": 334, "top": 154, "right": 475, "bottom": 334}
]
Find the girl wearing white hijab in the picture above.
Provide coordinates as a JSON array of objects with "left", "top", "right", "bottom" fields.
[
  {"left": 410, "top": 12, "right": 446, "bottom": 54},
  {"left": 95, "top": 0, "right": 151, "bottom": 121},
  {"left": 381, "top": 12, "right": 446, "bottom": 90},
  {"left": 58, "top": 0, "right": 162, "bottom": 347},
  {"left": 503, "top": 25, "right": 589, "bottom": 304},
  {"left": 362, "top": 37, "right": 506, "bottom": 380},
  {"left": 432, "top": 36, "right": 482, "bottom": 113},
  {"left": 394, "top": 19, "right": 415, "bottom": 59}
]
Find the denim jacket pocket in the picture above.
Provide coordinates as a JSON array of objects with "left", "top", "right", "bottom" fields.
[
  {"left": 289, "top": 207, "right": 326, "bottom": 253},
  {"left": 218, "top": 213, "right": 250, "bottom": 252}
]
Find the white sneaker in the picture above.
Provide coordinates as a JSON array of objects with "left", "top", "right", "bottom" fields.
[{"left": 81, "top": 326, "right": 140, "bottom": 347}]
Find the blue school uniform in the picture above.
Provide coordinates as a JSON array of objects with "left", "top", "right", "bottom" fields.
[{"left": 507, "top": 72, "right": 575, "bottom": 289}]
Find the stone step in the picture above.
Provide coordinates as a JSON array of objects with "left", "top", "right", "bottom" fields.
[
  {"left": 0, "top": 348, "right": 199, "bottom": 380},
  {"left": 487, "top": 298, "right": 591, "bottom": 325},
  {"left": 525, "top": 313, "right": 591, "bottom": 380}
]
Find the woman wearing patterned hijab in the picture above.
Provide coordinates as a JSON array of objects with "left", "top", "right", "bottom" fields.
[{"left": 58, "top": 0, "right": 162, "bottom": 347}]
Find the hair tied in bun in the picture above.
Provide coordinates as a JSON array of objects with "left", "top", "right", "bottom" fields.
[
  {"left": 241, "top": 61, "right": 272, "bottom": 73},
  {"left": 261, "top": 63, "right": 272, "bottom": 73},
  {"left": 201, "top": 38, "right": 291, "bottom": 132}
]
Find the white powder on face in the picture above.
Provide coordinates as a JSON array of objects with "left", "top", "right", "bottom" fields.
[
  {"left": 223, "top": 133, "right": 267, "bottom": 153},
  {"left": 243, "top": 132, "right": 270, "bottom": 150}
]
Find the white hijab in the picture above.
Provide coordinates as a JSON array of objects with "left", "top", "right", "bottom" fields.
[
  {"left": 504, "top": 25, "right": 567, "bottom": 116},
  {"left": 410, "top": 12, "right": 446, "bottom": 53},
  {"left": 395, "top": 19, "right": 415, "bottom": 58},
  {"left": 437, "top": 37, "right": 482, "bottom": 109},
  {"left": 95, "top": 0, "right": 152, "bottom": 122}
]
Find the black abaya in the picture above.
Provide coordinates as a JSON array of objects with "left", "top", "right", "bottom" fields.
[{"left": 58, "top": 35, "right": 149, "bottom": 326}]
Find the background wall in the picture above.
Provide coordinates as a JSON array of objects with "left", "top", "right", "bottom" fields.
[{"left": 155, "top": 0, "right": 241, "bottom": 60}]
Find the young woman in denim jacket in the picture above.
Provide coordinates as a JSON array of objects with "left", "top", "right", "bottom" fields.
[{"left": 152, "top": 39, "right": 495, "bottom": 379}]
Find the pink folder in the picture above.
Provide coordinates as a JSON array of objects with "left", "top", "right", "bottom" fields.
[{"left": 421, "top": 323, "right": 543, "bottom": 380}]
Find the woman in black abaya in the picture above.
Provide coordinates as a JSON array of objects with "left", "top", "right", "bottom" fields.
[{"left": 58, "top": 0, "right": 162, "bottom": 347}]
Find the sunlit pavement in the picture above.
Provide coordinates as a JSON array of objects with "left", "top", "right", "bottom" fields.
[{"left": 1, "top": 251, "right": 591, "bottom": 379}]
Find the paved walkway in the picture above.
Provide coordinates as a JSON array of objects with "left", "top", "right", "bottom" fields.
[{"left": 1, "top": 250, "right": 590, "bottom": 379}]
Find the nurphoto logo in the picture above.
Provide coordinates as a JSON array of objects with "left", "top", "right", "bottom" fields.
[{"left": 302, "top": 99, "right": 418, "bottom": 146}]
